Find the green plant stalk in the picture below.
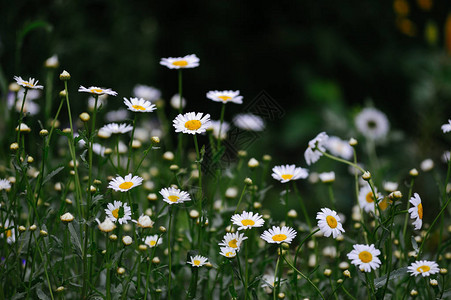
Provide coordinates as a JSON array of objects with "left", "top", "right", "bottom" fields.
[
  {"left": 144, "top": 236, "right": 161, "bottom": 300},
  {"left": 193, "top": 135, "right": 203, "bottom": 218},
  {"left": 292, "top": 182, "right": 311, "bottom": 229},
  {"left": 187, "top": 267, "right": 199, "bottom": 300},
  {"left": 106, "top": 236, "right": 111, "bottom": 300},
  {"left": 381, "top": 203, "right": 396, "bottom": 299},
  {"left": 244, "top": 241, "right": 249, "bottom": 300},
  {"left": 44, "top": 69, "right": 54, "bottom": 122},
  {"left": 353, "top": 148, "right": 368, "bottom": 244},
  {"left": 438, "top": 154, "right": 451, "bottom": 248},
  {"left": 178, "top": 69, "right": 183, "bottom": 114},
  {"left": 126, "top": 114, "right": 138, "bottom": 173},
  {"left": 216, "top": 103, "right": 226, "bottom": 150},
  {"left": 133, "top": 140, "right": 157, "bottom": 175},
  {"left": 274, "top": 248, "right": 281, "bottom": 300},
  {"left": 167, "top": 206, "right": 173, "bottom": 299},
  {"left": 34, "top": 235, "right": 55, "bottom": 300},
  {"left": 328, "top": 184, "right": 336, "bottom": 210},
  {"left": 401, "top": 178, "right": 415, "bottom": 259},
  {"left": 116, "top": 135, "right": 121, "bottom": 173},
  {"left": 364, "top": 272, "right": 375, "bottom": 299},
  {"left": 15, "top": 88, "right": 28, "bottom": 154}
]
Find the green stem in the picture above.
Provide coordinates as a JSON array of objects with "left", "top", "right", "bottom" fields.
[
  {"left": 274, "top": 249, "right": 281, "bottom": 300},
  {"left": 178, "top": 69, "right": 183, "bottom": 114},
  {"left": 34, "top": 235, "right": 55, "bottom": 300},
  {"left": 126, "top": 114, "right": 138, "bottom": 173},
  {"left": 167, "top": 206, "right": 173, "bottom": 299},
  {"left": 216, "top": 103, "right": 226, "bottom": 150}
]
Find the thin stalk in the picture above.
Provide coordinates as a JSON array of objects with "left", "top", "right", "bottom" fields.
[
  {"left": 401, "top": 178, "right": 415, "bottom": 260},
  {"left": 292, "top": 182, "right": 311, "bottom": 229},
  {"left": 178, "top": 69, "right": 183, "bottom": 114},
  {"left": 34, "top": 235, "right": 55, "bottom": 300},
  {"left": 126, "top": 114, "right": 138, "bottom": 173},
  {"left": 216, "top": 103, "right": 226, "bottom": 150},
  {"left": 167, "top": 206, "right": 173, "bottom": 299},
  {"left": 274, "top": 249, "right": 281, "bottom": 300},
  {"left": 44, "top": 69, "right": 54, "bottom": 122}
]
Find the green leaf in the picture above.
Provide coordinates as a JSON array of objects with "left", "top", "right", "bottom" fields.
[
  {"left": 374, "top": 267, "right": 408, "bottom": 289},
  {"left": 68, "top": 223, "right": 82, "bottom": 257},
  {"left": 228, "top": 284, "right": 238, "bottom": 299},
  {"left": 411, "top": 236, "right": 419, "bottom": 252},
  {"left": 42, "top": 166, "right": 65, "bottom": 185},
  {"left": 11, "top": 292, "right": 27, "bottom": 300},
  {"left": 36, "top": 287, "right": 50, "bottom": 300}
]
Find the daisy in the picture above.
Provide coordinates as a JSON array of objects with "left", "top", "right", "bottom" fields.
[
  {"left": 408, "top": 193, "right": 423, "bottom": 230},
  {"left": 133, "top": 214, "right": 154, "bottom": 228},
  {"left": 105, "top": 201, "right": 132, "bottom": 224},
  {"left": 407, "top": 260, "right": 439, "bottom": 277},
  {"left": 108, "top": 174, "right": 143, "bottom": 192},
  {"left": 206, "top": 90, "right": 243, "bottom": 104},
  {"left": 95, "top": 218, "right": 117, "bottom": 232},
  {"left": 358, "top": 185, "right": 380, "bottom": 213},
  {"left": 173, "top": 112, "right": 211, "bottom": 135},
  {"left": 159, "top": 187, "right": 191, "bottom": 205},
  {"left": 15, "top": 99, "right": 40, "bottom": 115},
  {"left": 355, "top": 107, "right": 389, "bottom": 141},
  {"left": 170, "top": 93, "right": 187, "bottom": 109},
  {"left": 219, "top": 232, "right": 248, "bottom": 250},
  {"left": 442, "top": 119, "right": 451, "bottom": 133},
  {"left": 88, "top": 95, "right": 107, "bottom": 110},
  {"left": 271, "top": 164, "right": 309, "bottom": 183},
  {"left": 316, "top": 208, "right": 345, "bottom": 238},
  {"left": 100, "top": 123, "right": 133, "bottom": 135},
  {"left": 208, "top": 120, "right": 230, "bottom": 140},
  {"left": 0, "top": 179, "right": 12, "bottom": 191},
  {"left": 187, "top": 255, "right": 209, "bottom": 267},
  {"left": 347, "top": 244, "right": 381, "bottom": 272},
  {"left": 105, "top": 109, "right": 130, "bottom": 122},
  {"left": 1, "top": 219, "right": 16, "bottom": 244},
  {"left": 260, "top": 226, "right": 297, "bottom": 244},
  {"left": 326, "top": 136, "right": 353, "bottom": 160},
  {"left": 219, "top": 246, "right": 237, "bottom": 258},
  {"left": 233, "top": 113, "right": 265, "bottom": 131},
  {"left": 231, "top": 211, "right": 265, "bottom": 230},
  {"left": 383, "top": 181, "right": 398, "bottom": 193},
  {"left": 78, "top": 85, "right": 117, "bottom": 96},
  {"left": 123, "top": 97, "right": 157, "bottom": 113},
  {"left": 143, "top": 235, "right": 162, "bottom": 248},
  {"left": 13, "top": 76, "right": 43, "bottom": 89},
  {"left": 304, "top": 132, "right": 329, "bottom": 165},
  {"left": 319, "top": 171, "right": 335, "bottom": 183},
  {"left": 261, "top": 273, "right": 278, "bottom": 291},
  {"left": 133, "top": 84, "right": 161, "bottom": 101},
  {"left": 160, "top": 54, "right": 200, "bottom": 69}
]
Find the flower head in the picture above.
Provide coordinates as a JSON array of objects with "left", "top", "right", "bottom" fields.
[
  {"left": 187, "top": 255, "right": 209, "bottom": 267},
  {"left": 173, "top": 112, "right": 211, "bottom": 135},
  {"left": 304, "top": 132, "right": 329, "bottom": 165},
  {"left": 159, "top": 187, "right": 191, "bottom": 205},
  {"left": 133, "top": 85, "right": 161, "bottom": 101},
  {"left": 13, "top": 76, "right": 43, "bottom": 90},
  {"left": 407, "top": 260, "right": 439, "bottom": 277},
  {"left": 105, "top": 201, "right": 132, "bottom": 224},
  {"left": 160, "top": 54, "right": 199, "bottom": 69},
  {"left": 1, "top": 219, "right": 16, "bottom": 244},
  {"left": 347, "top": 244, "right": 381, "bottom": 272},
  {"left": 233, "top": 113, "right": 265, "bottom": 131},
  {"left": 0, "top": 179, "right": 12, "bottom": 191},
  {"left": 316, "top": 208, "right": 345, "bottom": 238},
  {"left": 358, "top": 186, "right": 380, "bottom": 213},
  {"left": 133, "top": 214, "right": 154, "bottom": 228},
  {"left": 260, "top": 226, "right": 297, "bottom": 244},
  {"left": 319, "top": 171, "right": 335, "bottom": 183},
  {"left": 143, "top": 235, "right": 162, "bottom": 248},
  {"left": 123, "top": 97, "right": 157, "bottom": 113},
  {"left": 96, "top": 218, "right": 117, "bottom": 232},
  {"left": 219, "top": 246, "right": 237, "bottom": 258},
  {"left": 408, "top": 193, "right": 423, "bottom": 230},
  {"left": 355, "top": 107, "right": 389, "bottom": 141},
  {"left": 231, "top": 211, "right": 265, "bottom": 230},
  {"left": 441, "top": 119, "right": 451, "bottom": 133},
  {"left": 78, "top": 85, "right": 117, "bottom": 96},
  {"left": 326, "top": 136, "right": 353, "bottom": 160},
  {"left": 60, "top": 212, "right": 74, "bottom": 223},
  {"left": 207, "top": 90, "right": 243, "bottom": 104},
  {"left": 219, "top": 232, "right": 248, "bottom": 250},
  {"left": 271, "top": 165, "right": 308, "bottom": 183},
  {"left": 100, "top": 123, "right": 133, "bottom": 135},
  {"left": 208, "top": 120, "right": 230, "bottom": 140},
  {"left": 108, "top": 174, "right": 143, "bottom": 192}
]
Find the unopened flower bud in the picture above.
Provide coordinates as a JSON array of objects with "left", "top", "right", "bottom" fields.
[
  {"left": 152, "top": 257, "right": 160, "bottom": 264},
  {"left": 10, "top": 143, "right": 19, "bottom": 151},
  {"left": 29, "top": 224, "right": 37, "bottom": 231},
  {"left": 238, "top": 150, "right": 247, "bottom": 158},
  {"left": 409, "top": 168, "right": 418, "bottom": 177},
  {"left": 39, "top": 129, "right": 49, "bottom": 136},
  {"left": 349, "top": 137, "right": 358, "bottom": 146},
  {"left": 389, "top": 191, "right": 402, "bottom": 200},
  {"left": 343, "top": 270, "right": 351, "bottom": 278},
  {"left": 362, "top": 171, "right": 371, "bottom": 181},
  {"left": 440, "top": 268, "right": 448, "bottom": 275},
  {"left": 117, "top": 267, "right": 125, "bottom": 275},
  {"left": 189, "top": 210, "right": 199, "bottom": 219},
  {"left": 429, "top": 279, "right": 438, "bottom": 286},
  {"left": 263, "top": 154, "right": 272, "bottom": 162},
  {"left": 324, "top": 269, "right": 332, "bottom": 277},
  {"left": 138, "top": 244, "right": 147, "bottom": 251},
  {"left": 55, "top": 286, "right": 65, "bottom": 293},
  {"left": 244, "top": 178, "right": 253, "bottom": 185},
  {"left": 159, "top": 226, "right": 167, "bottom": 233},
  {"left": 248, "top": 158, "right": 259, "bottom": 168},
  {"left": 19, "top": 225, "right": 26, "bottom": 233},
  {"left": 59, "top": 70, "right": 71, "bottom": 81},
  {"left": 109, "top": 234, "right": 118, "bottom": 241},
  {"left": 40, "top": 230, "right": 48, "bottom": 237},
  {"left": 60, "top": 212, "right": 74, "bottom": 223},
  {"left": 169, "top": 164, "right": 179, "bottom": 172},
  {"left": 79, "top": 112, "right": 90, "bottom": 122}
]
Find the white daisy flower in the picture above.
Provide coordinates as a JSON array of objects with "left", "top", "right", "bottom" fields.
[
  {"left": 408, "top": 193, "right": 423, "bottom": 230},
  {"left": 383, "top": 181, "right": 398, "bottom": 192},
  {"left": 304, "top": 132, "right": 329, "bottom": 166},
  {"left": 233, "top": 113, "right": 265, "bottom": 131},
  {"left": 219, "top": 246, "right": 237, "bottom": 258},
  {"left": 88, "top": 95, "right": 107, "bottom": 110},
  {"left": 100, "top": 123, "right": 133, "bottom": 135},
  {"left": 358, "top": 185, "right": 380, "bottom": 213},
  {"left": 105, "top": 109, "right": 130, "bottom": 122},
  {"left": 319, "top": 171, "right": 335, "bottom": 183},
  {"left": 159, "top": 187, "right": 191, "bottom": 205},
  {"left": 78, "top": 85, "right": 117, "bottom": 96},
  {"left": 105, "top": 200, "right": 132, "bottom": 224},
  {"left": 355, "top": 107, "right": 389, "bottom": 141},
  {"left": 1, "top": 219, "right": 16, "bottom": 244},
  {"left": 316, "top": 208, "right": 345, "bottom": 238},
  {"left": 260, "top": 226, "right": 297, "bottom": 244},
  {"left": 441, "top": 119, "right": 451, "bottom": 133},
  {"left": 407, "top": 260, "right": 439, "bottom": 277},
  {"left": 271, "top": 164, "right": 308, "bottom": 183},
  {"left": 442, "top": 151, "right": 450, "bottom": 163},
  {"left": 187, "top": 255, "right": 209, "bottom": 267},
  {"left": 170, "top": 93, "right": 187, "bottom": 109},
  {"left": 173, "top": 112, "right": 211, "bottom": 135},
  {"left": 133, "top": 214, "right": 154, "bottom": 228},
  {"left": 92, "top": 143, "right": 106, "bottom": 157},
  {"left": 44, "top": 55, "right": 59, "bottom": 68},
  {"left": 133, "top": 84, "right": 161, "bottom": 101},
  {"left": 143, "top": 234, "right": 162, "bottom": 248},
  {"left": 420, "top": 159, "right": 434, "bottom": 172},
  {"left": 160, "top": 54, "right": 200, "bottom": 69},
  {"left": 15, "top": 99, "right": 40, "bottom": 115},
  {"left": 347, "top": 244, "right": 381, "bottom": 272},
  {"left": 326, "top": 136, "right": 353, "bottom": 160},
  {"left": 0, "top": 179, "right": 12, "bottom": 191},
  {"left": 231, "top": 211, "right": 265, "bottom": 230},
  {"left": 96, "top": 218, "right": 117, "bottom": 232},
  {"left": 219, "top": 232, "right": 248, "bottom": 250},
  {"left": 206, "top": 90, "right": 243, "bottom": 104},
  {"left": 123, "top": 97, "right": 157, "bottom": 113},
  {"left": 261, "top": 273, "right": 279, "bottom": 294},
  {"left": 108, "top": 174, "right": 143, "bottom": 192},
  {"left": 208, "top": 120, "right": 230, "bottom": 140},
  {"left": 13, "top": 76, "right": 43, "bottom": 90}
]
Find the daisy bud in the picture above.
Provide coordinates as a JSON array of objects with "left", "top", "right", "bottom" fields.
[
  {"left": 189, "top": 210, "right": 199, "bottom": 219},
  {"left": 122, "top": 236, "right": 132, "bottom": 246},
  {"left": 109, "top": 234, "right": 118, "bottom": 241},
  {"left": 440, "top": 268, "right": 448, "bottom": 274},
  {"left": 287, "top": 209, "right": 298, "bottom": 218},
  {"left": 123, "top": 224, "right": 132, "bottom": 232},
  {"left": 104, "top": 148, "right": 113, "bottom": 155},
  {"left": 225, "top": 187, "right": 238, "bottom": 198},
  {"left": 137, "top": 244, "right": 147, "bottom": 252},
  {"left": 169, "top": 164, "right": 179, "bottom": 172},
  {"left": 151, "top": 136, "right": 160, "bottom": 144},
  {"left": 163, "top": 151, "right": 174, "bottom": 161},
  {"left": 343, "top": 270, "right": 351, "bottom": 278},
  {"left": 152, "top": 257, "right": 160, "bottom": 264},
  {"left": 10, "top": 142, "right": 19, "bottom": 151},
  {"left": 89, "top": 185, "right": 96, "bottom": 193},
  {"left": 324, "top": 269, "right": 332, "bottom": 277},
  {"left": 27, "top": 156, "right": 34, "bottom": 163},
  {"left": 337, "top": 279, "right": 343, "bottom": 284},
  {"left": 147, "top": 193, "right": 157, "bottom": 201},
  {"left": 117, "top": 267, "right": 125, "bottom": 275},
  {"left": 29, "top": 224, "right": 37, "bottom": 231},
  {"left": 409, "top": 168, "right": 419, "bottom": 177},
  {"left": 253, "top": 202, "right": 262, "bottom": 209},
  {"left": 45, "top": 55, "right": 59, "bottom": 68},
  {"left": 60, "top": 212, "right": 74, "bottom": 223},
  {"left": 277, "top": 293, "right": 285, "bottom": 299},
  {"left": 238, "top": 150, "right": 247, "bottom": 157},
  {"left": 362, "top": 171, "right": 371, "bottom": 181},
  {"left": 389, "top": 191, "right": 402, "bottom": 200},
  {"left": 420, "top": 159, "right": 434, "bottom": 172},
  {"left": 55, "top": 286, "right": 65, "bottom": 293},
  {"left": 79, "top": 112, "right": 90, "bottom": 122},
  {"left": 65, "top": 198, "right": 72, "bottom": 205},
  {"left": 39, "top": 129, "right": 49, "bottom": 137},
  {"left": 40, "top": 230, "right": 48, "bottom": 237},
  {"left": 349, "top": 137, "right": 358, "bottom": 146},
  {"left": 248, "top": 158, "right": 259, "bottom": 168},
  {"left": 410, "top": 289, "right": 418, "bottom": 297},
  {"left": 59, "top": 90, "right": 67, "bottom": 98},
  {"left": 59, "top": 70, "right": 71, "bottom": 81},
  {"left": 9, "top": 83, "right": 20, "bottom": 92},
  {"left": 263, "top": 154, "right": 272, "bottom": 162},
  {"left": 429, "top": 279, "right": 438, "bottom": 286},
  {"left": 63, "top": 128, "right": 71, "bottom": 134},
  {"left": 339, "top": 262, "right": 349, "bottom": 270},
  {"left": 159, "top": 226, "right": 167, "bottom": 233},
  {"left": 132, "top": 140, "right": 141, "bottom": 149},
  {"left": 205, "top": 262, "right": 213, "bottom": 269},
  {"left": 19, "top": 226, "right": 26, "bottom": 233},
  {"left": 244, "top": 178, "right": 253, "bottom": 185},
  {"left": 336, "top": 235, "right": 344, "bottom": 242}
]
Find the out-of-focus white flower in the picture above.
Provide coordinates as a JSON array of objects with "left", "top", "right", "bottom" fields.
[
  {"left": 326, "top": 136, "right": 353, "bottom": 160},
  {"left": 133, "top": 84, "right": 161, "bottom": 101},
  {"left": 355, "top": 107, "right": 389, "bottom": 141},
  {"left": 233, "top": 114, "right": 265, "bottom": 131},
  {"left": 160, "top": 54, "right": 200, "bottom": 69}
]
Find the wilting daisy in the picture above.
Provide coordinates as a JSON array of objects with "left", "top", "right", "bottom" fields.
[
  {"left": 187, "top": 255, "right": 209, "bottom": 267},
  {"left": 441, "top": 120, "right": 451, "bottom": 133},
  {"left": 143, "top": 235, "right": 162, "bottom": 248},
  {"left": 100, "top": 123, "right": 133, "bottom": 135},
  {"left": 319, "top": 171, "right": 335, "bottom": 183},
  {"left": 105, "top": 200, "right": 132, "bottom": 224},
  {"left": 219, "top": 232, "right": 248, "bottom": 250},
  {"left": 1, "top": 219, "right": 16, "bottom": 244},
  {"left": 355, "top": 107, "right": 389, "bottom": 141},
  {"left": 14, "top": 76, "right": 44, "bottom": 90},
  {"left": 326, "top": 136, "right": 353, "bottom": 160},
  {"left": 347, "top": 244, "right": 381, "bottom": 272},
  {"left": 231, "top": 211, "right": 265, "bottom": 230},
  {"left": 233, "top": 113, "right": 265, "bottom": 131},
  {"left": 407, "top": 260, "right": 439, "bottom": 277},
  {"left": 304, "top": 132, "right": 329, "bottom": 165},
  {"left": 0, "top": 179, "right": 12, "bottom": 191},
  {"left": 219, "top": 246, "right": 237, "bottom": 258},
  {"left": 260, "top": 226, "right": 297, "bottom": 244},
  {"left": 358, "top": 186, "right": 380, "bottom": 213},
  {"left": 133, "top": 84, "right": 161, "bottom": 101},
  {"left": 160, "top": 54, "right": 200, "bottom": 69},
  {"left": 96, "top": 218, "right": 117, "bottom": 233},
  {"left": 108, "top": 174, "right": 143, "bottom": 192},
  {"left": 173, "top": 112, "right": 211, "bottom": 135},
  {"left": 271, "top": 164, "right": 309, "bottom": 183},
  {"left": 133, "top": 214, "right": 154, "bottom": 228},
  {"left": 78, "top": 85, "right": 117, "bottom": 96},
  {"left": 208, "top": 120, "right": 230, "bottom": 140},
  {"left": 207, "top": 90, "right": 243, "bottom": 104},
  {"left": 316, "top": 208, "right": 345, "bottom": 238},
  {"left": 123, "top": 97, "right": 157, "bottom": 113},
  {"left": 160, "top": 187, "right": 191, "bottom": 205},
  {"left": 408, "top": 193, "right": 423, "bottom": 230}
]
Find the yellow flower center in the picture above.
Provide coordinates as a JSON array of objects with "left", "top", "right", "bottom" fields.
[
  {"left": 226, "top": 252, "right": 234, "bottom": 257},
  {"left": 358, "top": 251, "right": 373, "bottom": 263},
  {"left": 272, "top": 234, "right": 287, "bottom": 242},
  {"left": 119, "top": 181, "right": 134, "bottom": 190},
  {"left": 90, "top": 88, "right": 104, "bottom": 94},
  {"left": 112, "top": 208, "right": 119, "bottom": 219},
  {"left": 168, "top": 195, "right": 180, "bottom": 203},
  {"left": 132, "top": 105, "right": 146, "bottom": 111},
  {"left": 172, "top": 60, "right": 188, "bottom": 67},
  {"left": 241, "top": 219, "right": 255, "bottom": 226},
  {"left": 185, "top": 120, "right": 202, "bottom": 131},
  {"left": 418, "top": 203, "right": 423, "bottom": 219},
  {"left": 218, "top": 95, "right": 232, "bottom": 101},
  {"left": 6, "top": 229, "right": 12, "bottom": 238},
  {"left": 417, "top": 265, "right": 430, "bottom": 273},
  {"left": 379, "top": 198, "right": 389, "bottom": 211},
  {"left": 281, "top": 174, "right": 293, "bottom": 180},
  {"left": 228, "top": 239, "right": 238, "bottom": 248},
  {"left": 365, "top": 192, "right": 375, "bottom": 203},
  {"left": 150, "top": 240, "right": 157, "bottom": 246},
  {"left": 326, "top": 216, "right": 338, "bottom": 228},
  {"left": 193, "top": 260, "right": 201, "bottom": 266}
]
